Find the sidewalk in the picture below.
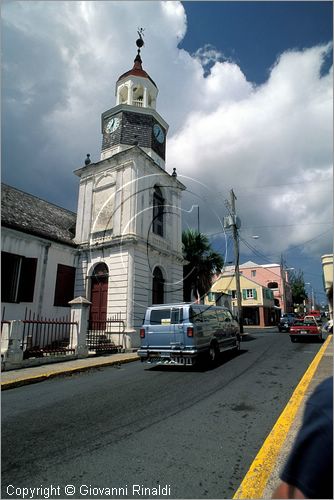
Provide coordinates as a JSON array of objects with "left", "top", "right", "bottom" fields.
[{"left": 1, "top": 351, "right": 140, "bottom": 390}]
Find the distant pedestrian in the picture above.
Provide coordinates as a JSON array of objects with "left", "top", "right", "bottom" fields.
[{"left": 272, "top": 376, "right": 333, "bottom": 499}]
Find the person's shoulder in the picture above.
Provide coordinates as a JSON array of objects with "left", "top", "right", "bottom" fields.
[
  {"left": 306, "top": 376, "right": 333, "bottom": 421},
  {"left": 310, "top": 377, "right": 332, "bottom": 401}
]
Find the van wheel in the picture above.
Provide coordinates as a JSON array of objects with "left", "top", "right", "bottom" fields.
[{"left": 208, "top": 343, "right": 219, "bottom": 366}]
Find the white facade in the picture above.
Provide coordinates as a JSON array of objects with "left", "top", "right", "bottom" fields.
[
  {"left": 74, "top": 146, "right": 185, "bottom": 348},
  {"left": 2, "top": 227, "right": 78, "bottom": 320}
]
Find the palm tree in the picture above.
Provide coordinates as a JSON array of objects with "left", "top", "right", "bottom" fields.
[{"left": 182, "top": 229, "right": 224, "bottom": 302}]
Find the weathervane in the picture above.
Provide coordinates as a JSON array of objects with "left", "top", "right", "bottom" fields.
[{"left": 136, "top": 27, "right": 145, "bottom": 55}]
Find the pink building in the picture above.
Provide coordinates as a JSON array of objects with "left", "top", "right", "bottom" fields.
[{"left": 235, "top": 261, "right": 293, "bottom": 313}]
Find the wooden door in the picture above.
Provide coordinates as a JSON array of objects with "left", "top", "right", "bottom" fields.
[{"left": 89, "top": 263, "right": 109, "bottom": 327}]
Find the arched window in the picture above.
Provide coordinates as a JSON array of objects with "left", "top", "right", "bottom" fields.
[
  {"left": 152, "top": 267, "right": 164, "bottom": 304},
  {"left": 132, "top": 84, "right": 144, "bottom": 107},
  {"left": 268, "top": 281, "right": 278, "bottom": 289},
  {"left": 92, "top": 263, "right": 109, "bottom": 278},
  {"left": 152, "top": 186, "right": 164, "bottom": 237}
]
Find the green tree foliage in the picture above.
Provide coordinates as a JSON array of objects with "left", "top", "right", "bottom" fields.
[
  {"left": 288, "top": 269, "right": 307, "bottom": 304},
  {"left": 182, "top": 229, "right": 224, "bottom": 302}
]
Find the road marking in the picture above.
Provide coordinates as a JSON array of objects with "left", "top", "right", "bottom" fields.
[{"left": 233, "top": 335, "right": 332, "bottom": 499}]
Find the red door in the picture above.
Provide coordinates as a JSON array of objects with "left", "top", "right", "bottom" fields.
[{"left": 89, "top": 264, "right": 108, "bottom": 328}]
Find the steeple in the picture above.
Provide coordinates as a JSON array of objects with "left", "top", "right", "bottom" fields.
[
  {"left": 100, "top": 30, "right": 168, "bottom": 167},
  {"left": 115, "top": 29, "right": 158, "bottom": 109}
]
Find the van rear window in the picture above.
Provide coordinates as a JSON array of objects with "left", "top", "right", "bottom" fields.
[
  {"left": 150, "top": 309, "right": 171, "bottom": 325},
  {"left": 149, "top": 308, "right": 183, "bottom": 325}
]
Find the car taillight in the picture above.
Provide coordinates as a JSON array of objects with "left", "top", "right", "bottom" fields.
[
  {"left": 187, "top": 327, "right": 194, "bottom": 337},
  {"left": 140, "top": 328, "right": 145, "bottom": 338}
]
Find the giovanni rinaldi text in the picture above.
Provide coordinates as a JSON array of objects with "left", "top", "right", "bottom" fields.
[{"left": 6, "top": 484, "right": 172, "bottom": 498}]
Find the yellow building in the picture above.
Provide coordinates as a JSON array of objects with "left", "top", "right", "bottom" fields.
[
  {"left": 321, "top": 254, "right": 333, "bottom": 318},
  {"left": 209, "top": 273, "right": 277, "bottom": 327}
]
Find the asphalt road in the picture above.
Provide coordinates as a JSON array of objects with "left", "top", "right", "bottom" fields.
[{"left": 1, "top": 329, "right": 324, "bottom": 499}]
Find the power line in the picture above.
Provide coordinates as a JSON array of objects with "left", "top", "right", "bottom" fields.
[
  {"left": 283, "top": 229, "right": 332, "bottom": 253},
  {"left": 215, "top": 177, "right": 332, "bottom": 195},
  {"left": 242, "top": 222, "right": 332, "bottom": 229}
]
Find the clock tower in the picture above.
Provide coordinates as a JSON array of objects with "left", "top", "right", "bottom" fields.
[
  {"left": 74, "top": 32, "right": 185, "bottom": 350},
  {"left": 101, "top": 33, "right": 168, "bottom": 169}
]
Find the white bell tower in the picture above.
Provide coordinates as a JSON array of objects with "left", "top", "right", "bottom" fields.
[
  {"left": 100, "top": 30, "right": 168, "bottom": 169},
  {"left": 115, "top": 38, "right": 158, "bottom": 110},
  {"left": 74, "top": 31, "right": 185, "bottom": 349}
]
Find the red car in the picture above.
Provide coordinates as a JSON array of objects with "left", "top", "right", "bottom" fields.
[{"left": 289, "top": 316, "right": 323, "bottom": 343}]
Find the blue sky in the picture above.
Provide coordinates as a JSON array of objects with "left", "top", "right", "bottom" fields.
[
  {"left": 181, "top": 1, "right": 333, "bottom": 83},
  {"left": 2, "top": 1, "right": 333, "bottom": 305}
]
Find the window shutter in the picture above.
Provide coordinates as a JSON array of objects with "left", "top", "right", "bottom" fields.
[
  {"left": 54, "top": 264, "right": 76, "bottom": 307},
  {"left": 253, "top": 289, "right": 257, "bottom": 300},
  {"left": 242, "top": 289, "right": 247, "bottom": 300},
  {"left": 18, "top": 257, "right": 37, "bottom": 302},
  {"left": 1, "top": 252, "right": 21, "bottom": 303}
]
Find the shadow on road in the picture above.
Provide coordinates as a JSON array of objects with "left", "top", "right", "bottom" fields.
[
  {"left": 240, "top": 334, "right": 257, "bottom": 342},
  {"left": 146, "top": 348, "right": 248, "bottom": 373}
]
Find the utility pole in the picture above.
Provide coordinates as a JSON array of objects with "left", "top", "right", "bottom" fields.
[{"left": 230, "top": 189, "right": 243, "bottom": 334}]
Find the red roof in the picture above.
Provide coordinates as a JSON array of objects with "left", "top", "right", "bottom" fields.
[{"left": 117, "top": 54, "right": 157, "bottom": 88}]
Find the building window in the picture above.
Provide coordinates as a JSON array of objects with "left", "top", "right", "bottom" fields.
[
  {"left": 1, "top": 252, "right": 37, "bottom": 303},
  {"left": 242, "top": 288, "right": 258, "bottom": 300},
  {"left": 268, "top": 281, "right": 279, "bottom": 289},
  {"left": 152, "top": 267, "right": 164, "bottom": 304},
  {"left": 152, "top": 186, "right": 164, "bottom": 237},
  {"left": 231, "top": 290, "right": 237, "bottom": 299},
  {"left": 251, "top": 270, "right": 256, "bottom": 277},
  {"left": 54, "top": 264, "right": 76, "bottom": 307}
]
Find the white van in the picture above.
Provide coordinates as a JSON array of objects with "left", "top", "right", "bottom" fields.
[{"left": 138, "top": 303, "right": 240, "bottom": 366}]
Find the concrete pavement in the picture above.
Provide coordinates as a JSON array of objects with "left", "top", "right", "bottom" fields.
[
  {"left": 1, "top": 334, "right": 332, "bottom": 499},
  {"left": 1, "top": 351, "right": 140, "bottom": 390}
]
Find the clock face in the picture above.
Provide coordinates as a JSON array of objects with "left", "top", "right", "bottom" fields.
[
  {"left": 105, "top": 117, "right": 120, "bottom": 134},
  {"left": 153, "top": 123, "right": 165, "bottom": 143}
]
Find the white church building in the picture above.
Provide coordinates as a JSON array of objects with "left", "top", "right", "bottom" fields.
[{"left": 1, "top": 35, "right": 186, "bottom": 349}]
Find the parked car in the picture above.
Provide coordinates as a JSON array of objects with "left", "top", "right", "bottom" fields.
[
  {"left": 278, "top": 313, "right": 296, "bottom": 332},
  {"left": 138, "top": 303, "right": 240, "bottom": 366},
  {"left": 289, "top": 316, "right": 323, "bottom": 343}
]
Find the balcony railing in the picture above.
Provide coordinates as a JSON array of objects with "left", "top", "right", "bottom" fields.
[{"left": 132, "top": 99, "right": 143, "bottom": 107}]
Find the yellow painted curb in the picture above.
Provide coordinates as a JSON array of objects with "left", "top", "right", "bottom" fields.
[
  {"left": 1, "top": 355, "right": 139, "bottom": 390},
  {"left": 233, "top": 335, "right": 332, "bottom": 499}
]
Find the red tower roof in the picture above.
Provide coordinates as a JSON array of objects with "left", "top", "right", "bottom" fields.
[{"left": 117, "top": 53, "right": 157, "bottom": 88}]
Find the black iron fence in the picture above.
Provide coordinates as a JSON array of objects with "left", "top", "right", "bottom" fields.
[
  {"left": 87, "top": 314, "right": 125, "bottom": 353},
  {"left": 22, "top": 310, "right": 77, "bottom": 359}
]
